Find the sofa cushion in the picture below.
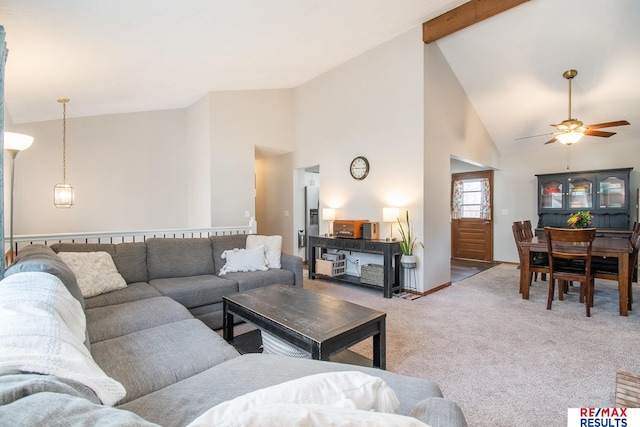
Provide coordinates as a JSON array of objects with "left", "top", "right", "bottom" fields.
[
  {"left": 222, "top": 269, "right": 295, "bottom": 292},
  {"left": 119, "top": 353, "right": 444, "bottom": 427},
  {"left": 0, "top": 372, "right": 102, "bottom": 406},
  {"left": 0, "top": 383, "right": 159, "bottom": 427},
  {"left": 113, "top": 242, "right": 148, "bottom": 283},
  {"left": 86, "top": 297, "right": 194, "bottom": 343},
  {"left": 51, "top": 242, "right": 148, "bottom": 283},
  {"left": 149, "top": 275, "right": 238, "bottom": 308},
  {"left": 5, "top": 244, "right": 84, "bottom": 309},
  {"left": 146, "top": 238, "right": 215, "bottom": 280},
  {"left": 188, "top": 303, "right": 224, "bottom": 330},
  {"left": 210, "top": 234, "right": 249, "bottom": 274},
  {"left": 91, "top": 319, "right": 239, "bottom": 404},
  {"left": 57, "top": 252, "right": 127, "bottom": 298},
  {"left": 84, "top": 282, "right": 162, "bottom": 309}
]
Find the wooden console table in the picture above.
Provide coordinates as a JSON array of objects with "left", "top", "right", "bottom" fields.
[{"left": 308, "top": 235, "right": 402, "bottom": 298}]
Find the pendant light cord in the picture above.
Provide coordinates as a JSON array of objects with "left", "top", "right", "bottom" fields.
[{"left": 62, "top": 100, "right": 67, "bottom": 183}]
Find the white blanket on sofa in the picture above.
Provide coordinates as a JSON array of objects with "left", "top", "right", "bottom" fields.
[{"left": 0, "top": 272, "right": 126, "bottom": 406}]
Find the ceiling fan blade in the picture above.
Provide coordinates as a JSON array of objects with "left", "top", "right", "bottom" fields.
[
  {"left": 544, "top": 137, "right": 557, "bottom": 145},
  {"left": 515, "top": 132, "right": 555, "bottom": 141},
  {"left": 585, "top": 129, "right": 616, "bottom": 138},
  {"left": 586, "top": 120, "right": 630, "bottom": 129}
]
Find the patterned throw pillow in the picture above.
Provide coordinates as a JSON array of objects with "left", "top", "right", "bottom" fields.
[{"left": 57, "top": 252, "right": 127, "bottom": 298}]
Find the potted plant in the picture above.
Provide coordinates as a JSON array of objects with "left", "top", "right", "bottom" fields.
[{"left": 397, "top": 210, "right": 423, "bottom": 268}]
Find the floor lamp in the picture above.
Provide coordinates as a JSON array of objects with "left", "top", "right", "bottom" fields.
[{"left": 4, "top": 132, "right": 34, "bottom": 264}]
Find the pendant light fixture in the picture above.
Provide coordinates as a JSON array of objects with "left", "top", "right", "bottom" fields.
[{"left": 54, "top": 98, "right": 74, "bottom": 208}]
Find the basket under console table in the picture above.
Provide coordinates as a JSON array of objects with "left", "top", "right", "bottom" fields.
[{"left": 308, "top": 235, "right": 402, "bottom": 298}]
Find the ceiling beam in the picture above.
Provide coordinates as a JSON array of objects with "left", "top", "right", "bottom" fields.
[{"left": 423, "top": 0, "right": 530, "bottom": 44}]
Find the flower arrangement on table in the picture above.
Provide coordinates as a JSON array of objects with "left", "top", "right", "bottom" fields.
[{"left": 567, "top": 211, "right": 593, "bottom": 229}]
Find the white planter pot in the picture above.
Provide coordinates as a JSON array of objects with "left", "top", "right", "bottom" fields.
[{"left": 401, "top": 254, "right": 416, "bottom": 269}]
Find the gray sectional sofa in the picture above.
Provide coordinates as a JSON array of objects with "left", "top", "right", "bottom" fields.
[
  {"left": 0, "top": 235, "right": 467, "bottom": 427},
  {"left": 50, "top": 234, "right": 303, "bottom": 330}
]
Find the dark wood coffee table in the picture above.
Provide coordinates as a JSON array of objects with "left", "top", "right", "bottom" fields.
[{"left": 223, "top": 284, "right": 386, "bottom": 369}]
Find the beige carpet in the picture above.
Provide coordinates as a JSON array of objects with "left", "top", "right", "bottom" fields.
[{"left": 304, "top": 264, "right": 640, "bottom": 427}]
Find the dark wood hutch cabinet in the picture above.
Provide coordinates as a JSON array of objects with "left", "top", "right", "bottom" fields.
[{"left": 536, "top": 167, "right": 633, "bottom": 231}]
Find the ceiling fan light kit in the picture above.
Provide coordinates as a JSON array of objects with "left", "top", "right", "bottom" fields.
[
  {"left": 555, "top": 130, "right": 584, "bottom": 145},
  {"left": 517, "top": 69, "right": 629, "bottom": 146}
]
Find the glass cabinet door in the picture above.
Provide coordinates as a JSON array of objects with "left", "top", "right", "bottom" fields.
[
  {"left": 540, "top": 179, "right": 563, "bottom": 209},
  {"left": 598, "top": 175, "right": 626, "bottom": 209},
  {"left": 568, "top": 178, "right": 593, "bottom": 209}
]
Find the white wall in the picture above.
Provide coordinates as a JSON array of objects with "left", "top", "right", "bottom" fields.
[
  {"left": 423, "top": 42, "right": 500, "bottom": 289},
  {"left": 186, "top": 93, "right": 212, "bottom": 228},
  {"left": 8, "top": 108, "right": 188, "bottom": 234},
  {"left": 5, "top": 89, "right": 296, "bottom": 236},
  {"left": 209, "top": 89, "right": 294, "bottom": 227},
  {"left": 294, "top": 27, "right": 427, "bottom": 289}
]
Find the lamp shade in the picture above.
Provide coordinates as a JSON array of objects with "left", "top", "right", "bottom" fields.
[
  {"left": 54, "top": 183, "right": 74, "bottom": 208},
  {"left": 556, "top": 131, "right": 584, "bottom": 145},
  {"left": 4, "top": 132, "right": 34, "bottom": 151},
  {"left": 383, "top": 207, "right": 399, "bottom": 223},
  {"left": 322, "top": 208, "right": 335, "bottom": 221}
]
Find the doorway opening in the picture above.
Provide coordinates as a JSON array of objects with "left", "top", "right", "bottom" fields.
[{"left": 301, "top": 166, "right": 320, "bottom": 262}]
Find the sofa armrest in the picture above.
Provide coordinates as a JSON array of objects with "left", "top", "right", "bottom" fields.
[
  {"left": 280, "top": 253, "right": 303, "bottom": 287},
  {"left": 409, "top": 397, "right": 468, "bottom": 427}
]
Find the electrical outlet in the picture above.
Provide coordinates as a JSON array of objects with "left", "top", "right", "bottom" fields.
[{"left": 245, "top": 210, "right": 250, "bottom": 218}]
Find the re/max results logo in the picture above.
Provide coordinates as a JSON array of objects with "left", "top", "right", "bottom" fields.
[{"left": 567, "top": 408, "right": 640, "bottom": 427}]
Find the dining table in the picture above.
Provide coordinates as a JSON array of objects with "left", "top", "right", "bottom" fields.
[{"left": 519, "top": 235, "right": 633, "bottom": 316}]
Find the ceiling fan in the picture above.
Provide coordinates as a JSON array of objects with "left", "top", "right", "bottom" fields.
[{"left": 517, "top": 69, "right": 630, "bottom": 145}]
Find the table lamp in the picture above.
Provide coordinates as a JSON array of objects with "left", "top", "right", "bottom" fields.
[
  {"left": 322, "top": 208, "right": 335, "bottom": 236},
  {"left": 383, "top": 207, "right": 399, "bottom": 241}
]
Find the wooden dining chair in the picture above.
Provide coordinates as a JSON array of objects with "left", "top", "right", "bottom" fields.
[
  {"left": 624, "top": 228, "right": 640, "bottom": 310},
  {"left": 513, "top": 221, "right": 549, "bottom": 293},
  {"left": 522, "top": 220, "right": 547, "bottom": 282},
  {"left": 591, "top": 221, "right": 640, "bottom": 311},
  {"left": 544, "top": 227, "right": 597, "bottom": 316}
]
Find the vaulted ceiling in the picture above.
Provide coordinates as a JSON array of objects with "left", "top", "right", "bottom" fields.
[{"left": 2, "top": 0, "right": 638, "bottom": 156}]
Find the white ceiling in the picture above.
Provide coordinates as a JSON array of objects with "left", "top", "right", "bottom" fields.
[{"left": 2, "top": 0, "right": 639, "bottom": 155}]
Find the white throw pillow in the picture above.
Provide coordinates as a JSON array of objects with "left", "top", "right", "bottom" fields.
[
  {"left": 57, "top": 252, "right": 127, "bottom": 298},
  {"left": 186, "top": 371, "right": 401, "bottom": 427},
  {"left": 190, "top": 403, "right": 432, "bottom": 427},
  {"left": 246, "top": 235, "right": 282, "bottom": 269},
  {"left": 219, "top": 246, "right": 269, "bottom": 276}
]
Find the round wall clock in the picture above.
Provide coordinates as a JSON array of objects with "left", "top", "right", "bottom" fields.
[{"left": 350, "top": 156, "right": 370, "bottom": 180}]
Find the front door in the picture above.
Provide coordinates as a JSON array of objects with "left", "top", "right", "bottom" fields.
[{"left": 451, "top": 170, "right": 493, "bottom": 261}]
